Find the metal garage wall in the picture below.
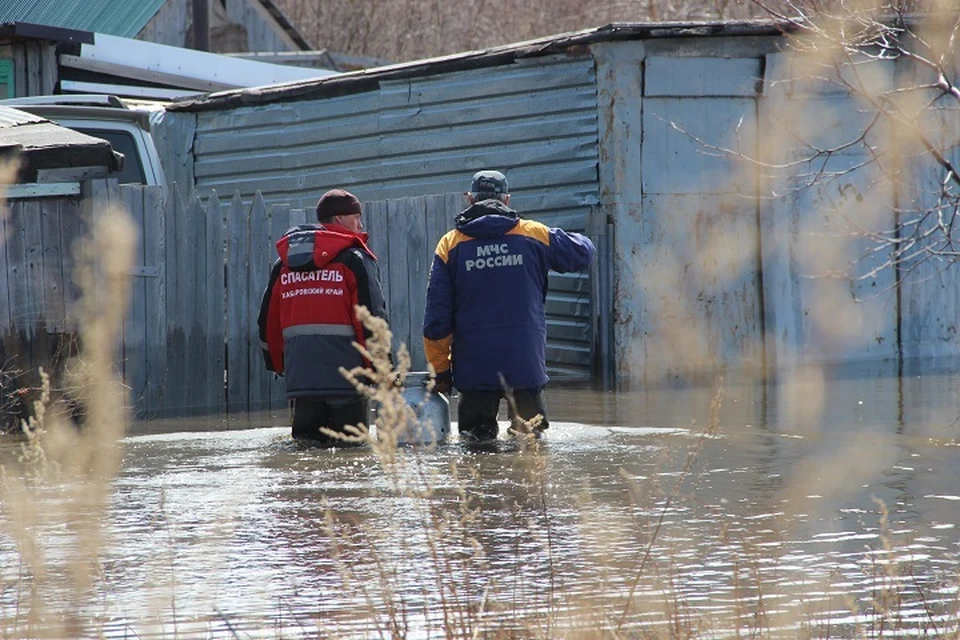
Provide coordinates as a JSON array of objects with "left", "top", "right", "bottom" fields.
[
  {"left": 189, "top": 53, "right": 600, "bottom": 380},
  {"left": 635, "top": 56, "right": 766, "bottom": 383},
  {"left": 190, "top": 54, "right": 598, "bottom": 214},
  {"left": 761, "top": 53, "right": 898, "bottom": 372}
]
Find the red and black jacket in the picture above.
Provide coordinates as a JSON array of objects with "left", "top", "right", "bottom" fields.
[{"left": 258, "top": 223, "right": 387, "bottom": 398}]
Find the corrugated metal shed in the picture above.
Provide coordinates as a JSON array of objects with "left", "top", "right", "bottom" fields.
[
  {"left": 189, "top": 55, "right": 598, "bottom": 211},
  {"left": 0, "top": 0, "right": 165, "bottom": 39},
  {"left": 0, "top": 105, "right": 122, "bottom": 181},
  {"left": 134, "top": 16, "right": 960, "bottom": 396},
  {"left": 181, "top": 53, "right": 600, "bottom": 379},
  {"left": 170, "top": 22, "right": 784, "bottom": 114},
  {"left": 158, "top": 21, "right": 789, "bottom": 384}
]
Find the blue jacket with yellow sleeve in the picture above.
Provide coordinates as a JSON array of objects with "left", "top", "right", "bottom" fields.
[{"left": 423, "top": 199, "right": 596, "bottom": 391}]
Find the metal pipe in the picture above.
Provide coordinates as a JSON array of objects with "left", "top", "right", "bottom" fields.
[{"left": 193, "top": 0, "right": 209, "bottom": 51}]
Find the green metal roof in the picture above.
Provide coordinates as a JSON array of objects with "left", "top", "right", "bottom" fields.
[{"left": 0, "top": 0, "right": 166, "bottom": 39}]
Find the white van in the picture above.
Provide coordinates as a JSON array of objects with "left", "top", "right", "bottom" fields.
[{"left": 0, "top": 94, "right": 166, "bottom": 187}]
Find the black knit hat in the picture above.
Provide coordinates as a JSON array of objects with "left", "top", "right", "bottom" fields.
[{"left": 316, "top": 189, "right": 361, "bottom": 221}]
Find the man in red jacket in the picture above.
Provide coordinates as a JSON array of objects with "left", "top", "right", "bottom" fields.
[{"left": 258, "top": 189, "right": 388, "bottom": 445}]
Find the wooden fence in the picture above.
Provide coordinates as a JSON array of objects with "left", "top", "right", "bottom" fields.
[
  {"left": 3, "top": 184, "right": 587, "bottom": 419},
  {"left": 0, "top": 187, "right": 87, "bottom": 424},
  {"left": 121, "top": 185, "right": 457, "bottom": 418}
]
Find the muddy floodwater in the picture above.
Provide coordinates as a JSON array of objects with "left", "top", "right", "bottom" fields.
[{"left": 2, "top": 363, "right": 960, "bottom": 638}]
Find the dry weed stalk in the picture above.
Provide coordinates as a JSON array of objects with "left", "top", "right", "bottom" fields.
[
  {"left": 0, "top": 201, "right": 136, "bottom": 637},
  {"left": 16, "top": 368, "right": 51, "bottom": 474},
  {"left": 337, "top": 305, "right": 425, "bottom": 464},
  {"left": 611, "top": 377, "right": 726, "bottom": 635},
  {"left": 326, "top": 306, "right": 490, "bottom": 637},
  {"left": 328, "top": 306, "right": 585, "bottom": 637}
]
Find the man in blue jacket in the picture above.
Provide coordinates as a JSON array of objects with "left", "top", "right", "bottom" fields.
[{"left": 423, "top": 170, "right": 596, "bottom": 441}]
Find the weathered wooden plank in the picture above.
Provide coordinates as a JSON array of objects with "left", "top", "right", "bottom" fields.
[
  {"left": 424, "top": 193, "right": 460, "bottom": 251},
  {"left": 224, "top": 0, "right": 293, "bottom": 52},
  {"left": 205, "top": 190, "right": 226, "bottom": 414},
  {"left": 40, "top": 44, "right": 56, "bottom": 95},
  {"left": 164, "top": 185, "right": 190, "bottom": 416},
  {"left": 247, "top": 192, "right": 270, "bottom": 411},
  {"left": 289, "top": 208, "right": 307, "bottom": 227},
  {"left": 87, "top": 178, "right": 119, "bottom": 213},
  {"left": 0, "top": 201, "right": 11, "bottom": 337},
  {"left": 267, "top": 203, "right": 289, "bottom": 409},
  {"left": 20, "top": 199, "right": 43, "bottom": 339},
  {"left": 121, "top": 186, "right": 147, "bottom": 413},
  {"left": 5, "top": 184, "right": 81, "bottom": 198},
  {"left": 59, "top": 196, "right": 85, "bottom": 332},
  {"left": 268, "top": 202, "right": 291, "bottom": 245},
  {"left": 402, "top": 197, "right": 429, "bottom": 370},
  {"left": 86, "top": 179, "right": 123, "bottom": 382},
  {"left": 364, "top": 200, "right": 391, "bottom": 313},
  {"left": 24, "top": 43, "right": 40, "bottom": 95},
  {"left": 141, "top": 185, "right": 165, "bottom": 418},
  {"left": 183, "top": 190, "right": 207, "bottom": 414},
  {"left": 4, "top": 201, "right": 31, "bottom": 370},
  {"left": 385, "top": 198, "right": 412, "bottom": 360},
  {"left": 13, "top": 47, "right": 26, "bottom": 98},
  {"left": 225, "top": 191, "right": 249, "bottom": 413},
  {"left": 39, "top": 200, "right": 65, "bottom": 333}
]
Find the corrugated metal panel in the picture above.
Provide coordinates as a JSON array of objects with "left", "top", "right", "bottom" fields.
[
  {"left": 0, "top": 105, "right": 46, "bottom": 127},
  {"left": 190, "top": 53, "right": 599, "bottom": 380},
  {"left": 0, "top": 0, "right": 165, "bottom": 38},
  {"left": 192, "top": 55, "right": 598, "bottom": 215}
]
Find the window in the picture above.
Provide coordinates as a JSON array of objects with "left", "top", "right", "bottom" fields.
[
  {"left": 0, "top": 60, "right": 13, "bottom": 99},
  {"left": 75, "top": 127, "right": 146, "bottom": 185}
]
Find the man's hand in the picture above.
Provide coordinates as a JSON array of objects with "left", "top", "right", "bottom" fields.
[{"left": 433, "top": 371, "right": 452, "bottom": 395}]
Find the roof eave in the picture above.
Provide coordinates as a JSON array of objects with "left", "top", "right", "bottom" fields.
[
  {"left": 168, "top": 20, "right": 788, "bottom": 113},
  {"left": 0, "top": 21, "right": 94, "bottom": 45}
]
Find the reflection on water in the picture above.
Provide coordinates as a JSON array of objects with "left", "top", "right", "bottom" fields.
[{"left": 2, "top": 365, "right": 960, "bottom": 638}]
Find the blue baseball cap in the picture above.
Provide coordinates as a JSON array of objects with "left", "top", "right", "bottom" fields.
[{"left": 470, "top": 170, "right": 508, "bottom": 197}]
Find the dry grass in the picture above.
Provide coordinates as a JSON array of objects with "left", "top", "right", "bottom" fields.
[{"left": 3, "top": 2, "right": 960, "bottom": 635}]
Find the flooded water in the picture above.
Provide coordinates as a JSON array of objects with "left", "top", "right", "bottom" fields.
[{"left": 2, "top": 364, "right": 960, "bottom": 638}]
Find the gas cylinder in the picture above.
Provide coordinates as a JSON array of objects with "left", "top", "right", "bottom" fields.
[{"left": 397, "top": 371, "right": 450, "bottom": 445}]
